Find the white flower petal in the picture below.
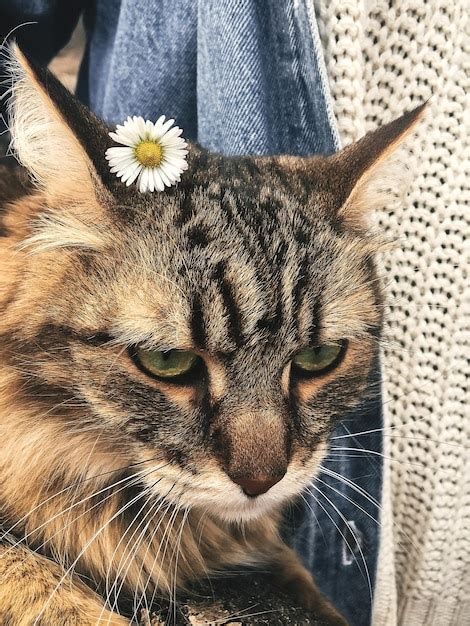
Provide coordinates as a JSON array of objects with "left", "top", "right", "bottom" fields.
[
  {"left": 153, "top": 168, "right": 162, "bottom": 192},
  {"left": 162, "top": 126, "right": 183, "bottom": 139},
  {"left": 117, "top": 161, "right": 139, "bottom": 177},
  {"left": 160, "top": 137, "right": 188, "bottom": 150},
  {"left": 125, "top": 164, "right": 143, "bottom": 186},
  {"left": 119, "top": 161, "right": 140, "bottom": 181},
  {"left": 149, "top": 127, "right": 161, "bottom": 141},
  {"left": 108, "top": 132, "right": 131, "bottom": 147},
  {"left": 162, "top": 156, "right": 188, "bottom": 170},
  {"left": 140, "top": 168, "right": 151, "bottom": 193},
  {"left": 109, "top": 154, "right": 137, "bottom": 167},
  {"left": 152, "top": 169, "right": 166, "bottom": 191},
  {"left": 135, "top": 169, "right": 143, "bottom": 192},
  {"left": 107, "top": 116, "right": 187, "bottom": 192},
  {"left": 105, "top": 146, "right": 134, "bottom": 159},
  {"left": 160, "top": 118, "right": 175, "bottom": 134},
  {"left": 151, "top": 116, "right": 166, "bottom": 135},
  {"left": 159, "top": 163, "right": 181, "bottom": 183},
  {"left": 157, "top": 168, "right": 171, "bottom": 187},
  {"left": 163, "top": 138, "right": 187, "bottom": 149},
  {"left": 109, "top": 159, "right": 139, "bottom": 169},
  {"left": 163, "top": 146, "right": 187, "bottom": 158},
  {"left": 136, "top": 117, "right": 147, "bottom": 137},
  {"left": 137, "top": 170, "right": 145, "bottom": 193},
  {"left": 121, "top": 122, "right": 142, "bottom": 143},
  {"left": 111, "top": 163, "right": 133, "bottom": 175}
]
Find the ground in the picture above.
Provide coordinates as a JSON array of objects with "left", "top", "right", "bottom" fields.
[{"left": 137, "top": 573, "right": 332, "bottom": 625}]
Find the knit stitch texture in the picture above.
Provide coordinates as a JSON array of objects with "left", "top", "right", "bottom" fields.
[{"left": 314, "top": 1, "right": 469, "bottom": 624}]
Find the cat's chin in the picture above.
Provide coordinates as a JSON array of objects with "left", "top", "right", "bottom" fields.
[
  {"left": 207, "top": 492, "right": 285, "bottom": 523},
  {"left": 148, "top": 474, "right": 297, "bottom": 523},
  {"left": 187, "top": 473, "right": 311, "bottom": 523}
]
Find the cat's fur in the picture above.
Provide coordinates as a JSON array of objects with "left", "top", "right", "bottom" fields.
[{"left": 0, "top": 46, "right": 424, "bottom": 625}]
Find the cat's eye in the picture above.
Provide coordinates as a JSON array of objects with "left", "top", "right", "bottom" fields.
[
  {"left": 292, "top": 342, "right": 346, "bottom": 377},
  {"left": 131, "top": 348, "right": 201, "bottom": 381}
]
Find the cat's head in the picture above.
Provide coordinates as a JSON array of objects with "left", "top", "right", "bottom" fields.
[{"left": 2, "top": 47, "right": 424, "bottom": 521}]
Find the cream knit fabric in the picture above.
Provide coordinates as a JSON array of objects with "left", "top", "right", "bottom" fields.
[{"left": 313, "top": 1, "right": 469, "bottom": 625}]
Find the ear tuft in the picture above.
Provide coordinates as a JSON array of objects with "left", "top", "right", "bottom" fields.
[
  {"left": 17, "top": 211, "right": 108, "bottom": 254},
  {"left": 328, "top": 103, "right": 427, "bottom": 229},
  {"left": 5, "top": 44, "right": 111, "bottom": 204}
]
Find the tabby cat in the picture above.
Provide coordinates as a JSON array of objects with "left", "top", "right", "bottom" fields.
[{"left": 0, "top": 46, "right": 424, "bottom": 625}]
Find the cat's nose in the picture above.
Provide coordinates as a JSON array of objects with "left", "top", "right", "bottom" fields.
[{"left": 231, "top": 474, "right": 285, "bottom": 497}]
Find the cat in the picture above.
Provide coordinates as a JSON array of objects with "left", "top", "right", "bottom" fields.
[{"left": 0, "top": 45, "right": 424, "bottom": 626}]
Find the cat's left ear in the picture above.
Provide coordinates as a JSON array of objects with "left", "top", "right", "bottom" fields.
[
  {"left": 325, "top": 104, "right": 427, "bottom": 229},
  {"left": 6, "top": 44, "right": 114, "bottom": 205}
]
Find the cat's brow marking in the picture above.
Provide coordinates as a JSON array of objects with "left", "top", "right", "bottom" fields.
[
  {"left": 212, "top": 261, "right": 244, "bottom": 348},
  {"left": 190, "top": 291, "right": 207, "bottom": 350}
]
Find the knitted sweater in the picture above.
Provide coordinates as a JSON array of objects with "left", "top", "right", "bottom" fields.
[{"left": 314, "top": 1, "right": 469, "bottom": 624}]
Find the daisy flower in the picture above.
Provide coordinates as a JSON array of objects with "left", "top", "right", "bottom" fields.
[{"left": 105, "top": 115, "right": 188, "bottom": 193}]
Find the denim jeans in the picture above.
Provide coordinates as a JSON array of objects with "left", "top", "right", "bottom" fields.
[{"left": 0, "top": 2, "right": 382, "bottom": 623}]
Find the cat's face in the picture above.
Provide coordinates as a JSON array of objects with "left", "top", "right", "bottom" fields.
[
  {"left": 3, "top": 48, "right": 423, "bottom": 522},
  {"left": 20, "top": 162, "right": 381, "bottom": 521}
]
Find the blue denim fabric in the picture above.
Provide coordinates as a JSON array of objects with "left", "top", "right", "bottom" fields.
[
  {"left": 290, "top": 360, "right": 383, "bottom": 626},
  {"left": 0, "top": 2, "right": 382, "bottom": 624}
]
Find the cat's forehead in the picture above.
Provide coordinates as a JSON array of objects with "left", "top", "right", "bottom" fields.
[
  {"left": 123, "top": 148, "right": 332, "bottom": 220},
  {"left": 118, "top": 162, "right": 344, "bottom": 302},
  {"left": 99, "top": 174, "right": 376, "bottom": 355},
  {"left": 125, "top": 151, "right": 335, "bottom": 251}
]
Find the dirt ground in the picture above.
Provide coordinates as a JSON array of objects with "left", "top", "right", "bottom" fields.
[{"left": 137, "top": 573, "right": 333, "bottom": 625}]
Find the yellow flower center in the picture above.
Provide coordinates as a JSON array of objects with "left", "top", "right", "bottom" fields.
[{"left": 135, "top": 140, "right": 163, "bottom": 167}]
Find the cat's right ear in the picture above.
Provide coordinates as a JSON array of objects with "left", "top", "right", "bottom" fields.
[
  {"left": 324, "top": 104, "right": 426, "bottom": 230},
  {"left": 6, "top": 44, "right": 115, "bottom": 206}
]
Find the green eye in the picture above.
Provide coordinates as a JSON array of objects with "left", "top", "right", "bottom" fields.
[
  {"left": 133, "top": 348, "right": 199, "bottom": 380},
  {"left": 292, "top": 343, "right": 345, "bottom": 375}
]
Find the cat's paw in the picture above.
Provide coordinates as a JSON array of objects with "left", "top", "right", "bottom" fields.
[
  {"left": 291, "top": 578, "right": 348, "bottom": 625},
  {"left": 74, "top": 612, "right": 130, "bottom": 626},
  {"left": 276, "top": 563, "right": 349, "bottom": 626},
  {"left": 61, "top": 609, "right": 130, "bottom": 626},
  {"left": 49, "top": 601, "right": 130, "bottom": 626}
]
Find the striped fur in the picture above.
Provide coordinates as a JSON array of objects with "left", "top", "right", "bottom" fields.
[{"left": 0, "top": 47, "right": 424, "bottom": 624}]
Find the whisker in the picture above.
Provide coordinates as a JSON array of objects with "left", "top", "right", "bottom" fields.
[
  {"left": 130, "top": 493, "right": 183, "bottom": 621},
  {"left": 148, "top": 502, "right": 183, "bottom": 619},
  {"left": 315, "top": 473, "right": 380, "bottom": 523},
  {"left": 215, "top": 606, "right": 284, "bottom": 623},
  {"left": 110, "top": 483, "right": 180, "bottom": 618},
  {"left": 1, "top": 461, "right": 170, "bottom": 561},
  {"left": 130, "top": 499, "right": 176, "bottom": 623},
  {"left": 328, "top": 447, "right": 456, "bottom": 476},
  {"left": 32, "top": 483, "right": 157, "bottom": 624},
  {"left": 170, "top": 507, "right": 189, "bottom": 625},
  {"left": 306, "top": 484, "right": 373, "bottom": 604},
  {"left": 298, "top": 492, "right": 328, "bottom": 547},
  {"left": 101, "top": 344, "right": 128, "bottom": 385},
  {"left": 331, "top": 431, "right": 468, "bottom": 449},
  {"left": 0, "top": 455, "right": 168, "bottom": 543},
  {"left": 299, "top": 488, "right": 368, "bottom": 596},
  {"left": 330, "top": 415, "right": 426, "bottom": 440},
  {"left": 318, "top": 465, "right": 424, "bottom": 559},
  {"left": 132, "top": 499, "right": 176, "bottom": 622},
  {"left": 102, "top": 484, "right": 165, "bottom": 617}
]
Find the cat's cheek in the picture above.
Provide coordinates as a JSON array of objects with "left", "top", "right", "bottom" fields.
[{"left": 286, "top": 442, "right": 330, "bottom": 486}]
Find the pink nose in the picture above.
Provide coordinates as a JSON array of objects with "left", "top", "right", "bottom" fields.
[{"left": 231, "top": 474, "right": 285, "bottom": 497}]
